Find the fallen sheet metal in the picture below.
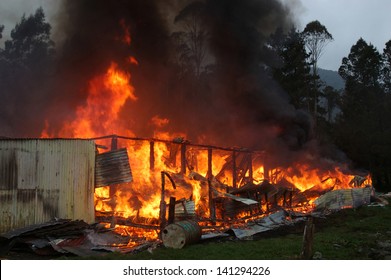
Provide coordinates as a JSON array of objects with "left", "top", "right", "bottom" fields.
[
  {"left": 212, "top": 186, "right": 258, "bottom": 205},
  {"left": 229, "top": 210, "right": 307, "bottom": 239},
  {"left": 314, "top": 186, "right": 373, "bottom": 210}
]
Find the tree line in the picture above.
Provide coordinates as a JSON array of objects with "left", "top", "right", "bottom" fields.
[
  {"left": 269, "top": 21, "right": 391, "bottom": 192},
  {"left": 1, "top": 7, "right": 391, "bottom": 192}
]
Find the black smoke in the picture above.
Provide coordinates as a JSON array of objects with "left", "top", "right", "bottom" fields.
[{"left": 2, "top": 0, "right": 320, "bottom": 165}]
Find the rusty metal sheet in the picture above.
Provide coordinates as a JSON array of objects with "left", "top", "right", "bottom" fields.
[
  {"left": 0, "top": 139, "right": 96, "bottom": 234},
  {"left": 95, "top": 148, "right": 133, "bottom": 187},
  {"left": 314, "top": 186, "right": 372, "bottom": 210}
]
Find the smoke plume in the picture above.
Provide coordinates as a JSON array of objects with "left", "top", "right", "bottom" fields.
[{"left": 1, "top": 0, "right": 329, "bottom": 167}]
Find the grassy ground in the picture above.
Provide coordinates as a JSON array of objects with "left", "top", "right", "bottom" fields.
[{"left": 78, "top": 197, "right": 391, "bottom": 260}]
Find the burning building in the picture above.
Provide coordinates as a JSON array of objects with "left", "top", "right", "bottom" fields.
[{"left": 0, "top": 1, "right": 374, "bottom": 253}]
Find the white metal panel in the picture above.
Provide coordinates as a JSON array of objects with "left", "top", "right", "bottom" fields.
[{"left": 0, "top": 139, "right": 96, "bottom": 233}]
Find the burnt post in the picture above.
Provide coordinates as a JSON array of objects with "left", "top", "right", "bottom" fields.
[
  {"left": 180, "top": 143, "right": 187, "bottom": 175},
  {"left": 160, "top": 172, "right": 177, "bottom": 235},
  {"left": 168, "top": 197, "right": 176, "bottom": 225},
  {"left": 232, "top": 150, "right": 237, "bottom": 188},
  {"left": 207, "top": 148, "right": 216, "bottom": 224},
  {"left": 208, "top": 179, "right": 216, "bottom": 224},
  {"left": 207, "top": 148, "right": 212, "bottom": 179},
  {"left": 248, "top": 152, "right": 253, "bottom": 183},
  {"left": 159, "top": 172, "right": 167, "bottom": 232},
  {"left": 263, "top": 153, "right": 270, "bottom": 182},
  {"left": 110, "top": 135, "right": 118, "bottom": 151},
  {"left": 150, "top": 141, "right": 155, "bottom": 170},
  {"left": 301, "top": 216, "right": 315, "bottom": 259},
  {"left": 110, "top": 135, "right": 118, "bottom": 228}
]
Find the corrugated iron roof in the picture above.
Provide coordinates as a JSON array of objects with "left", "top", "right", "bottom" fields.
[{"left": 95, "top": 148, "right": 133, "bottom": 187}]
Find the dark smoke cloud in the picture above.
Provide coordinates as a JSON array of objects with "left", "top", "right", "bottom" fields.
[{"left": 1, "top": 0, "right": 324, "bottom": 166}]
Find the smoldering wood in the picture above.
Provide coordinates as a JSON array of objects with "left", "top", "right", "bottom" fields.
[
  {"left": 208, "top": 179, "right": 216, "bottom": 223},
  {"left": 188, "top": 171, "right": 227, "bottom": 192},
  {"left": 248, "top": 153, "right": 253, "bottom": 182},
  {"left": 95, "top": 215, "right": 159, "bottom": 230},
  {"left": 111, "top": 135, "right": 118, "bottom": 150},
  {"left": 166, "top": 172, "right": 193, "bottom": 191},
  {"left": 236, "top": 153, "right": 253, "bottom": 188},
  {"left": 301, "top": 184, "right": 334, "bottom": 201},
  {"left": 168, "top": 197, "right": 176, "bottom": 224},
  {"left": 232, "top": 150, "right": 237, "bottom": 188},
  {"left": 207, "top": 148, "right": 212, "bottom": 179},
  {"left": 149, "top": 141, "right": 155, "bottom": 170},
  {"left": 166, "top": 142, "right": 180, "bottom": 168},
  {"left": 180, "top": 143, "right": 187, "bottom": 174}
]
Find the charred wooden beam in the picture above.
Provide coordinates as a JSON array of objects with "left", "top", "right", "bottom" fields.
[
  {"left": 300, "top": 217, "right": 315, "bottom": 259},
  {"left": 110, "top": 135, "right": 118, "bottom": 228},
  {"left": 180, "top": 143, "right": 187, "bottom": 174},
  {"left": 168, "top": 197, "right": 176, "bottom": 225},
  {"left": 264, "top": 193, "right": 269, "bottom": 212},
  {"left": 248, "top": 153, "right": 253, "bottom": 183},
  {"left": 207, "top": 148, "right": 212, "bottom": 179},
  {"left": 95, "top": 215, "right": 159, "bottom": 230},
  {"left": 159, "top": 171, "right": 177, "bottom": 232},
  {"left": 111, "top": 135, "right": 118, "bottom": 150},
  {"left": 232, "top": 150, "right": 237, "bottom": 188},
  {"left": 149, "top": 141, "right": 155, "bottom": 170},
  {"left": 208, "top": 179, "right": 216, "bottom": 224}
]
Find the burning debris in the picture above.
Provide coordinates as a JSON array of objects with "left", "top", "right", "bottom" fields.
[{"left": 0, "top": 135, "right": 375, "bottom": 258}]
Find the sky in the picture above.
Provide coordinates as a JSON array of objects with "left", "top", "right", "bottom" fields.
[
  {"left": 1, "top": 0, "right": 391, "bottom": 71},
  {"left": 297, "top": 0, "right": 391, "bottom": 70}
]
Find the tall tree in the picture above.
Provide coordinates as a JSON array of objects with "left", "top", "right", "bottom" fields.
[
  {"left": 337, "top": 38, "right": 390, "bottom": 191},
  {"left": 0, "top": 7, "right": 55, "bottom": 137},
  {"left": 271, "top": 28, "right": 314, "bottom": 111},
  {"left": 2, "top": 7, "right": 54, "bottom": 69},
  {"left": 174, "top": 1, "right": 208, "bottom": 79},
  {"left": 339, "top": 38, "right": 382, "bottom": 87},
  {"left": 383, "top": 39, "right": 391, "bottom": 93},
  {"left": 302, "top": 20, "right": 333, "bottom": 125}
]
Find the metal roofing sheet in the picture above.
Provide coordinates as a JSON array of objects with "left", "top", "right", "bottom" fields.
[{"left": 95, "top": 148, "right": 132, "bottom": 187}]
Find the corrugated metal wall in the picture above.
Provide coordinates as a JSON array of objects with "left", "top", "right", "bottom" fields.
[{"left": 0, "top": 139, "right": 96, "bottom": 233}]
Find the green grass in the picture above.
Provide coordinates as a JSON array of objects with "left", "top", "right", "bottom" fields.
[{"left": 63, "top": 199, "right": 391, "bottom": 260}]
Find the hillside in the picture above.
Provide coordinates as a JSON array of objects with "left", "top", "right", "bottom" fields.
[{"left": 318, "top": 68, "right": 345, "bottom": 90}]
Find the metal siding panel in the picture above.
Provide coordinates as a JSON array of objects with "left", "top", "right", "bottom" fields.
[
  {"left": 0, "top": 139, "right": 96, "bottom": 233},
  {"left": 95, "top": 148, "right": 132, "bottom": 187}
]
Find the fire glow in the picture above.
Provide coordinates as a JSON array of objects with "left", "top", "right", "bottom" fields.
[{"left": 41, "top": 20, "right": 372, "bottom": 245}]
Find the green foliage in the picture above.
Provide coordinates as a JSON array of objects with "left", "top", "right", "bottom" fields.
[
  {"left": 339, "top": 38, "right": 382, "bottom": 87},
  {"left": 0, "top": 7, "right": 55, "bottom": 137},
  {"left": 383, "top": 40, "right": 391, "bottom": 93},
  {"left": 302, "top": 20, "right": 333, "bottom": 131},
  {"left": 302, "top": 20, "right": 333, "bottom": 70},
  {"left": 1, "top": 7, "right": 54, "bottom": 69},
  {"left": 270, "top": 28, "right": 315, "bottom": 111},
  {"left": 336, "top": 38, "right": 391, "bottom": 192}
]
